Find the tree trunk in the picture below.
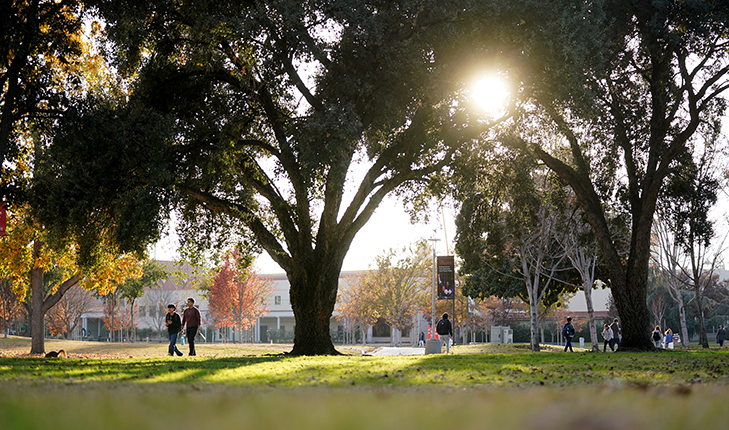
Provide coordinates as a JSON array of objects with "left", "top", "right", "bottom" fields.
[
  {"left": 695, "top": 288, "right": 709, "bottom": 348},
  {"left": 584, "top": 283, "right": 599, "bottom": 352},
  {"left": 30, "top": 255, "right": 45, "bottom": 355},
  {"left": 679, "top": 301, "right": 690, "bottom": 348},
  {"left": 288, "top": 260, "right": 342, "bottom": 356},
  {"left": 130, "top": 299, "right": 135, "bottom": 343},
  {"left": 528, "top": 299, "right": 540, "bottom": 352}
]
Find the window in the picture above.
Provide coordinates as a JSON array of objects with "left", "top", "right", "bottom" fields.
[{"left": 274, "top": 296, "right": 281, "bottom": 305}]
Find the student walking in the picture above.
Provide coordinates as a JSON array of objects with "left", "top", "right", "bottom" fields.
[
  {"left": 601, "top": 323, "right": 614, "bottom": 352},
  {"left": 563, "top": 317, "right": 575, "bottom": 352},
  {"left": 182, "top": 297, "right": 202, "bottom": 356},
  {"left": 436, "top": 313, "right": 454, "bottom": 354},
  {"left": 664, "top": 328, "right": 674, "bottom": 349},
  {"left": 164, "top": 304, "right": 184, "bottom": 357},
  {"left": 717, "top": 325, "right": 726, "bottom": 347},
  {"left": 652, "top": 325, "right": 662, "bottom": 348},
  {"left": 610, "top": 318, "right": 621, "bottom": 350}
]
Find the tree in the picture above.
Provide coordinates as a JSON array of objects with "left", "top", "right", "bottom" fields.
[
  {"left": 205, "top": 250, "right": 272, "bottom": 342},
  {"left": 46, "top": 284, "right": 97, "bottom": 339},
  {"left": 657, "top": 144, "right": 726, "bottom": 348},
  {"left": 117, "top": 260, "right": 168, "bottom": 342},
  {"left": 0, "top": 204, "right": 142, "bottom": 353},
  {"left": 336, "top": 272, "right": 380, "bottom": 346},
  {"left": 100, "top": 290, "right": 131, "bottom": 341},
  {"left": 40, "top": 0, "right": 506, "bottom": 355},
  {"left": 559, "top": 209, "right": 604, "bottom": 352},
  {"left": 0, "top": 278, "right": 25, "bottom": 338},
  {"left": 0, "top": 0, "right": 83, "bottom": 195},
  {"left": 483, "top": 0, "right": 729, "bottom": 350},
  {"left": 455, "top": 149, "right": 577, "bottom": 351},
  {"left": 652, "top": 217, "right": 691, "bottom": 348},
  {"left": 359, "top": 244, "right": 430, "bottom": 345}
]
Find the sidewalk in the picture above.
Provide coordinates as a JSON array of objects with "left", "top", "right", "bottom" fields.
[{"left": 370, "top": 346, "right": 425, "bottom": 356}]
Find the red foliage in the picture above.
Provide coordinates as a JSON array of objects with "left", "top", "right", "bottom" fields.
[{"left": 207, "top": 250, "right": 273, "bottom": 332}]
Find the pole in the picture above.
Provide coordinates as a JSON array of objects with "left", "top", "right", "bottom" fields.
[{"left": 425, "top": 238, "right": 441, "bottom": 354}]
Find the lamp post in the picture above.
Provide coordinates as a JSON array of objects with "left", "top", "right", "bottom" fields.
[{"left": 425, "top": 238, "right": 441, "bottom": 354}]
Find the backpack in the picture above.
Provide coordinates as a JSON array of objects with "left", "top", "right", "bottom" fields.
[
  {"left": 652, "top": 331, "right": 661, "bottom": 341},
  {"left": 562, "top": 324, "right": 571, "bottom": 337},
  {"left": 436, "top": 319, "right": 448, "bottom": 335}
]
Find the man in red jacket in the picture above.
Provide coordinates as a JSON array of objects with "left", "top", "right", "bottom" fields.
[{"left": 181, "top": 297, "right": 202, "bottom": 356}]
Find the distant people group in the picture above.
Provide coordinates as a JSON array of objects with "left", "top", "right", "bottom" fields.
[{"left": 165, "top": 297, "right": 202, "bottom": 357}]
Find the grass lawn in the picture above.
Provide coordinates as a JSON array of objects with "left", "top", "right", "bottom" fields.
[{"left": 2, "top": 337, "right": 729, "bottom": 429}]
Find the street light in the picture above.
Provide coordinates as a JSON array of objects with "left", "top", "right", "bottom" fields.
[{"left": 425, "top": 238, "right": 441, "bottom": 354}]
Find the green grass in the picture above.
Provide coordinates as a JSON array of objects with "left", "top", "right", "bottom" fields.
[{"left": 2, "top": 337, "right": 729, "bottom": 429}]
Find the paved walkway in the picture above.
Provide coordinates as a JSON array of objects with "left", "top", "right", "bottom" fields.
[{"left": 370, "top": 346, "right": 425, "bottom": 356}]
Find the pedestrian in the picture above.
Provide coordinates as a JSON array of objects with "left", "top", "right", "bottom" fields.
[
  {"left": 652, "top": 325, "right": 662, "bottom": 348},
  {"left": 418, "top": 331, "right": 425, "bottom": 347},
  {"left": 436, "top": 313, "right": 453, "bottom": 354},
  {"left": 664, "top": 328, "right": 674, "bottom": 349},
  {"left": 164, "top": 304, "right": 184, "bottom": 357},
  {"left": 610, "top": 318, "right": 621, "bottom": 350},
  {"left": 717, "top": 325, "right": 726, "bottom": 347},
  {"left": 181, "top": 297, "right": 202, "bottom": 356},
  {"left": 601, "top": 323, "right": 614, "bottom": 352},
  {"left": 563, "top": 317, "right": 575, "bottom": 352}
]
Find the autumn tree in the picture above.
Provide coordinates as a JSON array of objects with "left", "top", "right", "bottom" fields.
[
  {"left": 46, "top": 284, "right": 97, "bottom": 339},
  {"left": 0, "top": 278, "right": 25, "bottom": 338},
  {"left": 360, "top": 244, "right": 430, "bottom": 345},
  {"left": 0, "top": 205, "right": 142, "bottom": 353},
  {"left": 336, "top": 273, "right": 380, "bottom": 346},
  {"left": 205, "top": 250, "right": 272, "bottom": 342}
]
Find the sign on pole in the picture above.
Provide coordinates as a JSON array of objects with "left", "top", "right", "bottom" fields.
[{"left": 437, "top": 256, "right": 455, "bottom": 300}]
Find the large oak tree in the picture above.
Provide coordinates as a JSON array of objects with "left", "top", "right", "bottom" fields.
[{"left": 39, "top": 0, "right": 499, "bottom": 355}]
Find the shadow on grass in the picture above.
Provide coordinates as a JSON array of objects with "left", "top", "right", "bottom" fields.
[{"left": 0, "top": 347, "right": 727, "bottom": 389}]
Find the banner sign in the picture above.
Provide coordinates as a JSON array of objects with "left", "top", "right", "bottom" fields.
[
  {"left": 0, "top": 202, "right": 6, "bottom": 236},
  {"left": 437, "top": 256, "right": 455, "bottom": 300}
]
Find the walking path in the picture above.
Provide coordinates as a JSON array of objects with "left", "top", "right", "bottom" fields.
[{"left": 370, "top": 346, "right": 425, "bottom": 356}]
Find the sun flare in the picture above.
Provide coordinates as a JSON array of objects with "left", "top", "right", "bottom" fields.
[{"left": 471, "top": 76, "right": 510, "bottom": 117}]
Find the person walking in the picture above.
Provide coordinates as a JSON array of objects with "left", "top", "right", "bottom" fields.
[
  {"left": 563, "top": 317, "right": 575, "bottom": 352},
  {"left": 601, "top": 323, "right": 614, "bottom": 352},
  {"left": 664, "top": 328, "right": 674, "bottom": 349},
  {"left": 436, "top": 313, "right": 454, "bottom": 354},
  {"left": 181, "top": 297, "right": 202, "bottom": 356},
  {"left": 652, "top": 325, "right": 662, "bottom": 348},
  {"left": 164, "top": 304, "right": 184, "bottom": 357},
  {"left": 418, "top": 331, "right": 425, "bottom": 347},
  {"left": 610, "top": 318, "right": 621, "bottom": 350},
  {"left": 717, "top": 325, "right": 726, "bottom": 347}
]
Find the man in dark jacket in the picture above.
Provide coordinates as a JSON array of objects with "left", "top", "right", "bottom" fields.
[
  {"left": 182, "top": 297, "right": 202, "bottom": 356},
  {"left": 610, "top": 318, "right": 621, "bottom": 350},
  {"left": 717, "top": 325, "right": 726, "bottom": 347},
  {"left": 164, "top": 304, "right": 184, "bottom": 356},
  {"left": 436, "top": 313, "right": 454, "bottom": 353}
]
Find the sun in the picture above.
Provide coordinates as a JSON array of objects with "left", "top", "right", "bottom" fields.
[{"left": 470, "top": 76, "right": 510, "bottom": 117}]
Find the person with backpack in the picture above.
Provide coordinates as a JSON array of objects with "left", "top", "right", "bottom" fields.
[
  {"left": 436, "top": 313, "right": 454, "bottom": 354},
  {"left": 563, "top": 317, "right": 575, "bottom": 352},
  {"left": 652, "top": 325, "right": 662, "bottom": 348}
]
